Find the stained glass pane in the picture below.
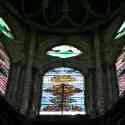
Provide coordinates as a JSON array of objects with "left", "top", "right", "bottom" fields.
[
  {"left": 115, "top": 21, "right": 125, "bottom": 39},
  {"left": 0, "top": 46, "right": 10, "bottom": 95},
  {"left": 47, "top": 45, "right": 82, "bottom": 59},
  {"left": 116, "top": 50, "right": 125, "bottom": 95},
  {"left": 0, "top": 17, "right": 13, "bottom": 39},
  {"left": 39, "top": 67, "right": 85, "bottom": 115}
]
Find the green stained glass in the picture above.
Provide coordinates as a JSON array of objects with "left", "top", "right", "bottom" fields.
[
  {"left": 47, "top": 45, "right": 82, "bottom": 59},
  {"left": 115, "top": 22, "right": 125, "bottom": 39},
  {"left": 0, "top": 17, "right": 13, "bottom": 39}
]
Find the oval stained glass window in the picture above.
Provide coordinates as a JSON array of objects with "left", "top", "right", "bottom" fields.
[{"left": 47, "top": 45, "right": 82, "bottom": 59}]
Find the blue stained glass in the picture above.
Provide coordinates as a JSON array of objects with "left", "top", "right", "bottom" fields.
[{"left": 39, "top": 67, "right": 86, "bottom": 115}]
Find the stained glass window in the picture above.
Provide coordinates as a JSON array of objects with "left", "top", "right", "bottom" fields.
[
  {"left": 39, "top": 67, "right": 85, "bottom": 115},
  {"left": 0, "top": 46, "right": 10, "bottom": 95},
  {"left": 0, "top": 17, "right": 13, "bottom": 39},
  {"left": 116, "top": 50, "right": 125, "bottom": 95},
  {"left": 115, "top": 21, "right": 125, "bottom": 39},
  {"left": 47, "top": 45, "right": 82, "bottom": 59}
]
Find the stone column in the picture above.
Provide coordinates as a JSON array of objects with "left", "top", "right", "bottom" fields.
[
  {"left": 88, "top": 68, "right": 97, "bottom": 117},
  {"left": 100, "top": 62, "right": 118, "bottom": 111},
  {"left": 20, "top": 30, "right": 36, "bottom": 114},
  {"left": 29, "top": 69, "right": 40, "bottom": 118},
  {"left": 111, "top": 64, "right": 119, "bottom": 102},
  {"left": 105, "top": 64, "right": 113, "bottom": 109},
  {"left": 6, "top": 63, "right": 21, "bottom": 107},
  {"left": 16, "top": 67, "right": 25, "bottom": 111},
  {"left": 94, "top": 32, "right": 105, "bottom": 114},
  {"left": 6, "top": 64, "right": 16, "bottom": 99},
  {"left": 88, "top": 69, "right": 93, "bottom": 114}
]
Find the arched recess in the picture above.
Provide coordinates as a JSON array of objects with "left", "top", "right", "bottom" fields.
[
  {"left": 31, "top": 36, "right": 91, "bottom": 116},
  {"left": 0, "top": 4, "right": 25, "bottom": 41},
  {"left": 39, "top": 67, "right": 86, "bottom": 115},
  {"left": 0, "top": 14, "right": 25, "bottom": 109},
  {"left": 0, "top": 14, "right": 20, "bottom": 108},
  {"left": 110, "top": 22, "right": 125, "bottom": 97},
  {"left": 104, "top": 15, "right": 124, "bottom": 44},
  {"left": 0, "top": 14, "right": 13, "bottom": 96},
  {"left": 0, "top": 5, "right": 26, "bottom": 64},
  {"left": 102, "top": 15, "right": 125, "bottom": 102}
]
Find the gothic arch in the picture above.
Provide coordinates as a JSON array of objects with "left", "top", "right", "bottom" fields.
[{"left": 0, "top": 6, "right": 25, "bottom": 41}]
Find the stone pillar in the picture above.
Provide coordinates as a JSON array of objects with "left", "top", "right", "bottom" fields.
[
  {"left": 105, "top": 64, "right": 113, "bottom": 109},
  {"left": 20, "top": 30, "right": 36, "bottom": 114},
  {"left": 94, "top": 32, "right": 105, "bottom": 114},
  {"left": 88, "top": 69, "right": 94, "bottom": 115},
  {"left": 88, "top": 68, "right": 97, "bottom": 117},
  {"left": 16, "top": 67, "right": 25, "bottom": 111},
  {"left": 100, "top": 62, "right": 118, "bottom": 112},
  {"left": 6, "top": 63, "right": 21, "bottom": 107},
  {"left": 29, "top": 69, "right": 40, "bottom": 118},
  {"left": 111, "top": 64, "right": 119, "bottom": 102}
]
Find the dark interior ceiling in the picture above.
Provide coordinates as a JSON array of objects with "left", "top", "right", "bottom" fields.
[{"left": 0, "top": 0, "right": 125, "bottom": 34}]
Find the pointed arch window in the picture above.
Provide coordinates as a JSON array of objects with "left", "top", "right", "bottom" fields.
[
  {"left": 115, "top": 21, "right": 125, "bottom": 39},
  {"left": 47, "top": 45, "right": 82, "bottom": 59},
  {"left": 0, "top": 43, "right": 10, "bottom": 95},
  {"left": 0, "top": 17, "right": 13, "bottom": 39},
  {"left": 116, "top": 48, "right": 125, "bottom": 95},
  {"left": 39, "top": 67, "right": 85, "bottom": 115}
]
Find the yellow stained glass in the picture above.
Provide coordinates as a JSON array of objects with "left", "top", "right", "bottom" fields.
[{"left": 51, "top": 75, "right": 76, "bottom": 84}]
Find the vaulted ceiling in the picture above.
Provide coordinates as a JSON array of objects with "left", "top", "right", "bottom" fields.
[
  {"left": 0, "top": 0, "right": 124, "bottom": 65},
  {"left": 0, "top": 0, "right": 125, "bottom": 34}
]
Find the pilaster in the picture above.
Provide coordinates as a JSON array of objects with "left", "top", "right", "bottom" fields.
[
  {"left": 94, "top": 31, "right": 105, "bottom": 114},
  {"left": 20, "top": 29, "right": 36, "bottom": 115}
]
